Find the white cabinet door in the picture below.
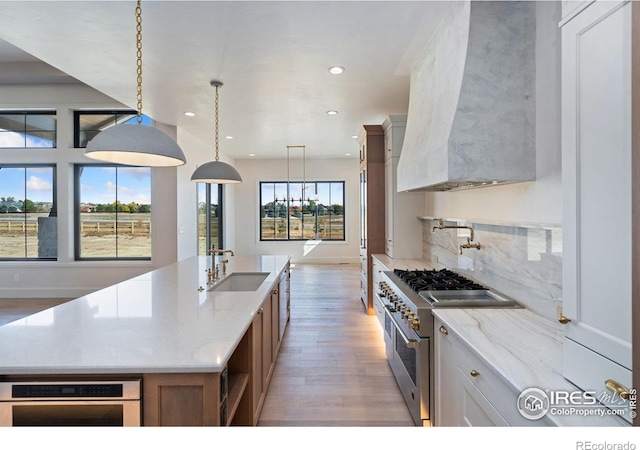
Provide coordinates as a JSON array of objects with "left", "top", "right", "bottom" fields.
[
  {"left": 434, "top": 320, "right": 457, "bottom": 426},
  {"left": 384, "top": 158, "right": 394, "bottom": 256},
  {"left": 561, "top": 0, "right": 593, "bottom": 23},
  {"left": 561, "top": 0, "right": 632, "bottom": 414},
  {"left": 457, "top": 368, "right": 509, "bottom": 427}
]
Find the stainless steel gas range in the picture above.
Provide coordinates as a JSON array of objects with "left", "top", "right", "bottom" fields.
[{"left": 375, "top": 268, "right": 518, "bottom": 426}]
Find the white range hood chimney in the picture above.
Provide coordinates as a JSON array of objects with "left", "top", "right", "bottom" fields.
[{"left": 397, "top": 1, "right": 536, "bottom": 192}]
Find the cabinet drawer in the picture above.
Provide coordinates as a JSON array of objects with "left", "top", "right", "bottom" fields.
[
  {"left": 457, "top": 367, "right": 508, "bottom": 426},
  {"left": 564, "top": 337, "right": 633, "bottom": 424},
  {"left": 455, "top": 335, "right": 549, "bottom": 426},
  {"left": 372, "top": 293, "right": 385, "bottom": 328}
]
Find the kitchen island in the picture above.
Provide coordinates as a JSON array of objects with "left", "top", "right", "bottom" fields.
[{"left": 0, "top": 254, "right": 291, "bottom": 426}]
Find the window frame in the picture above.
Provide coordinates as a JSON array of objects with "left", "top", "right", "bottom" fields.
[
  {"left": 0, "top": 163, "right": 57, "bottom": 261},
  {"left": 259, "top": 180, "right": 345, "bottom": 242},
  {"left": 74, "top": 163, "right": 153, "bottom": 261},
  {"left": 198, "top": 183, "right": 224, "bottom": 255},
  {"left": 0, "top": 110, "right": 57, "bottom": 149},
  {"left": 73, "top": 110, "right": 139, "bottom": 148}
]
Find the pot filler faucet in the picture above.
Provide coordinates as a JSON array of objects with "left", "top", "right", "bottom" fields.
[{"left": 432, "top": 218, "right": 481, "bottom": 255}]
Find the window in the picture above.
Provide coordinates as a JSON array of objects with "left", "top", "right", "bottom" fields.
[
  {"left": 74, "top": 110, "right": 148, "bottom": 148},
  {"left": 0, "top": 165, "right": 57, "bottom": 260},
  {"left": 197, "top": 183, "right": 223, "bottom": 255},
  {"left": 260, "top": 181, "right": 345, "bottom": 241},
  {"left": 0, "top": 111, "right": 56, "bottom": 148},
  {"left": 75, "top": 165, "right": 152, "bottom": 260}
]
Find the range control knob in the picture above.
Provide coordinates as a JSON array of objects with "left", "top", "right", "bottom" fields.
[{"left": 410, "top": 318, "right": 420, "bottom": 330}]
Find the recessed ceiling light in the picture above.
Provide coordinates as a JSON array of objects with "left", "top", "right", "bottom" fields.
[
  {"left": 326, "top": 110, "right": 339, "bottom": 115},
  {"left": 345, "top": 153, "right": 351, "bottom": 156},
  {"left": 184, "top": 111, "right": 195, "bottom": 117},
  {"left": 249, "top": 153, "right": 255, "bottom": 157},
  {"left": 351, "top": 135, "right": 358, "bottom": 139},
  {"left": 225, "top": 136, "right": 234, "bottom": 140},
  {"left": 328, "top": 66, "right": 345, "bottom": 75}
]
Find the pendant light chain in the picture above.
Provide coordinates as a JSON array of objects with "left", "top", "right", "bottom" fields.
[
  {"left": 84, "top": 0, "right": 187, "bottom": 167},
  {"left": 135, "top": 0, "right": 143, "bottom": 124},
  {"left": 214, "top": 84, "right": 220, "bottom": 161}
]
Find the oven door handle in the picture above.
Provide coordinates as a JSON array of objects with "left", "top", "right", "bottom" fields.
[{"left": 383, "top": 306, "right": 420, "bottom": 349}]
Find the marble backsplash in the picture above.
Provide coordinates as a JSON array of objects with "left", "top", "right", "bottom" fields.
[{"left": 422, "top": 218, "right": 562, "bottom": 321}]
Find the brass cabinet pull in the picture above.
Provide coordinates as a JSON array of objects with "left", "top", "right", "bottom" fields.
[
  {"left": 470, "top": 370, "right": 479, "bottom": 377},
  {"left": 605, "top": 379, "right": 630, "bottom": 400},
  {"left": 274, "top": 289, "right": 279, "bottom": 295},
  {"left": 557, "top": 306, "right": 571, "bottom": 324},
  {"left": 558, "top": 315, "right": 571, "bottom": 324},
  {"left": 258, "top": 307, "right": 264, "bottom": 315},
  {"left": 439, "top": 325, "right": 448, "bottom": 335}
]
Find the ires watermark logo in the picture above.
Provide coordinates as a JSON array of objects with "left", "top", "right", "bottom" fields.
[{"left": 516, "top": 387, "right": 637, "bottom": 421}]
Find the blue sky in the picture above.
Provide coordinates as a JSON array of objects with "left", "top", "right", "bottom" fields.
[
  {"left": 0, "top": 166, "right": 151, "bottom": 205},
  {"left": 0, "top": 167, "right": 54, "bottom": 203},
  {"left": 0, "top": 116, "right": 154, "bottom": 205},
  {"left": 80, "top": 166, "right": 151, "bottom": 205}
]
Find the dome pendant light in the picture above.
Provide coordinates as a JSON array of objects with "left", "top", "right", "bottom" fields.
[
  {"left": 190, "top": 81, "right": 242, "bottom": 184},
  {"left": 85, "top": 0, "right": 186, "bottom": 167}
]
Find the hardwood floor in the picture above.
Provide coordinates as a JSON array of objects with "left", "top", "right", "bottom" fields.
[
  {"left": 258, "top": 263, "right": 414, "bottom": 426},
  {"left": 0, "top": 298, "right": 70, "bottom": 326}
]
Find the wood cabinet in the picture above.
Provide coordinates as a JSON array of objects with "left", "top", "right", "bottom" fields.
[
  {"left": 382, "top": 116, "right": 424, "bottom": 259},
  {"left": 358, "top": 125, "right": 385, "bottom": 314},
  {"left": 143, "top": 266, "right": 290, "bottom": 426},
  {"left": 143, "top": 373, "right": 222, "bottom": 426},
  {"left": 250, "top": 294, "right": 272, "bottom": 425},
  {"left": 278, "top": 262, "right": 290, "bottom": 342},
  {"left": 561, "top": 0, "right": 633, "bottom": 422},
  {"left": 434, "top": 317, "right": 551, "bottom": 427}
]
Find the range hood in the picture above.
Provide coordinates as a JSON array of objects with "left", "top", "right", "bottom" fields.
[{"left": 397, "top": 1, "right": 536, "bottom": 192}]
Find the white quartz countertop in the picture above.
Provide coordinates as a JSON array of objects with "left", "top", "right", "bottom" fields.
[
  {"left": 0, "top": 255, "right": 290, "bottom": 375},
  {"left": 372, "top": 254, "right": 440, "bottom": 271},
  {"left": 432, "top": 308, "right": 629, "bottom": 427}
]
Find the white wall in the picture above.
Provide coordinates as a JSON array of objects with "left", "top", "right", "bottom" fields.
[
  {"left": 423, "top": 2, "right": 562, "bottom": 226},
  {"left": 0, "top": 83, "right": 179, "bottom": 298},
  {"left": 175, "top": 128, "right": 239, "bottom": 262},
  {"left": 233, "top": 157, "right": 360, "bottom": 263}
]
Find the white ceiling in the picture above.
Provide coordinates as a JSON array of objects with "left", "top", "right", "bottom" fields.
[{"left": 0, "top": 1, "right": 451, "bottom": 160}]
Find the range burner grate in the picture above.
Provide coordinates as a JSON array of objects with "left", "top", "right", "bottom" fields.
[{"left": 393, "top": 269, "right": 486, "bottom": 292}]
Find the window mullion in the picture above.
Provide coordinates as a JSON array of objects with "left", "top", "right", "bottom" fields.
[
  {"left": 22, "top": 168, "right": 27, "bottom": 257},
  {"left": 115, "top": 167, "right": 119, "bottom": 258}
]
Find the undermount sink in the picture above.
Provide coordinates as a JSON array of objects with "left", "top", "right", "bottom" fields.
[{"left": 208, "top": 272, "right": 269, "bottom": 292}]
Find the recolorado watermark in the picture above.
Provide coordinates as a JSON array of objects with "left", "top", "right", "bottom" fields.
[
  {"left": 516, "top": 386, "right": 636, "bottom": 421},
  {"left": 576, "top": 442, "right": 636, "bottom": 450}
]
